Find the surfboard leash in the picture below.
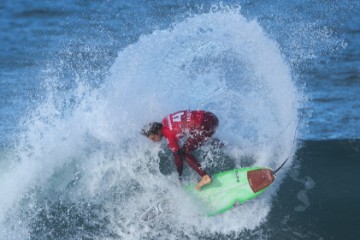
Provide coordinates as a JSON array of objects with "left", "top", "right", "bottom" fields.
[
  {"left": 273, "top": 156, "right": 290, "bottom": 175},
  {"left": 273, "top": 122, "right": 299, "bottom": 175}
]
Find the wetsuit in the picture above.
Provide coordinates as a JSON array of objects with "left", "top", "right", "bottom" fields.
[{"left": 161, "top": 110, "right": 219, "bottom": 177}]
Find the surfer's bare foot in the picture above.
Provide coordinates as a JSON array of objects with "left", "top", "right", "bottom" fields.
[{"left": 196, "top": 175, "right": 211, "bottom": 190}]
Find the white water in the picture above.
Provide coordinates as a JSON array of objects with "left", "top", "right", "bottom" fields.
[{"left": 0, "top": 8, "right": 300, "bottom": 239}]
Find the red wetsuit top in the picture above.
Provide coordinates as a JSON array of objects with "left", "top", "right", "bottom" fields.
[
  {"left": 161, "top": 110, "right": 218, "bottom": 177},
  {"left": 161, "top": 110, "right": 204, "bottom": 152}
]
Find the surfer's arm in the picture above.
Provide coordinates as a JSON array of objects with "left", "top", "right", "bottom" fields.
[
  {"left": 173, "top": 150, "right": 184, "bottom": 177},
  {"left": 161, "top": 127, "right": 179, "bottom": 150},
  {"left": 164, "top": 135, "right": 180, "bottom": 153},
  {"left": 162, "top": 130, "right": 184, "bottom": 177}
]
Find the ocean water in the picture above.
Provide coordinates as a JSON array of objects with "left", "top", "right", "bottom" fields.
[{"left": 0, "top": 1, "right": 359, "bottom": 239}]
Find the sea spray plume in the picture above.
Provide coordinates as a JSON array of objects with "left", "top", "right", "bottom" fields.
[
  {"left": 0, "top": 6, "right": 301, "bottom": 240},
  {"left": 103, "top": 6, "right": 300, "bottom": 237},
  {"left": 0, "top": 71, "right": 101, "bottom": 239}
]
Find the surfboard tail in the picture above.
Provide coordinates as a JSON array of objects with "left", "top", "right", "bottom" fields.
[{"left": 247, "top": 169, "right": 275, "bottom": 193}]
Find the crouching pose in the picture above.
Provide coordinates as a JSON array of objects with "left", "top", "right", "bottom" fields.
[{"left": 141, "top": 110, "right": 219, "bottom": 190}]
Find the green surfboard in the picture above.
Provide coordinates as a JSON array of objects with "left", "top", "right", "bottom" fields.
[{"left": 184, "top": 167, "right": 275, "bottom": 216}]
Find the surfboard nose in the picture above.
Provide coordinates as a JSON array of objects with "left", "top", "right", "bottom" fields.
[{"left": 247, "top": 169, "right": 275, "bottom": 193}]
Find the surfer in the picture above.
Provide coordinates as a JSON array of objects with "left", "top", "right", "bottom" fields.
[{"left": 141, "top": 110, "right": 219, "bottom": 190}]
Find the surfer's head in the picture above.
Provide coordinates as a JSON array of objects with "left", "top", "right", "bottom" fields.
[{"left": 140, "top": 122, "right": 163, "bottom": 142}]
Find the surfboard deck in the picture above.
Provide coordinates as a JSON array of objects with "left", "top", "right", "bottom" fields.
[{"left": 184, "top": 167, "right": 275, "bottom": 216}]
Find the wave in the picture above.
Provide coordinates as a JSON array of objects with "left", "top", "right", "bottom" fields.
[{"left": 0, "top": 6, "right": 300, "bottom": 239}]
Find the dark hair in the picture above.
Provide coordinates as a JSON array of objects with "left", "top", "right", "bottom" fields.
[{"left": 140, "top": 122, "right": 163, "bottom": 137}]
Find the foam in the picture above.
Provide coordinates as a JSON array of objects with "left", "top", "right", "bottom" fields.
[{"left": 0, "top": 7, "right": 300, "bottom": 239}]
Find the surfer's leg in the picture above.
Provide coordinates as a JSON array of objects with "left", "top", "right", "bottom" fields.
[
  {"left": 181, "top": 113, "right": 219, "bottom": 189},
  {"left": 184, "top": 154, "right": 212, "bottom": 190},
  {"left": 173, "top": 153, "right": 184, "bottom": 177},
  {"left": 184, "top": 154, "right": 206, "bottom": 177}
]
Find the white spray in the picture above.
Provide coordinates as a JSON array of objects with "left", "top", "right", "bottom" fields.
[{"left": 0, "top": 7, "right": 300, "bottom": 240}]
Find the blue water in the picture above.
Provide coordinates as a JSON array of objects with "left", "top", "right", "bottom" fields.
[{"left": 0, "top": 1, "right": 359, "bottom": 239}]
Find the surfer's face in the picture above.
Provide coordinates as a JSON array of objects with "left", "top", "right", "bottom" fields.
[{"left": 148, "top": 133, "right": 162, "bottom": 142}]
